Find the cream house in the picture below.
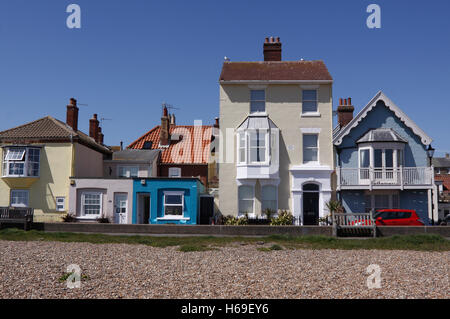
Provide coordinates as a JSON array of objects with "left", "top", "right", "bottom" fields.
[{"left": 218, "top": 37, "right": 334, "bottom": 225}]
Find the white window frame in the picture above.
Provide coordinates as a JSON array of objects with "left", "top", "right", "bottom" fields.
[
  {"left": 302, "top": 134, "right": 319, "bottom": 164},
  {"left": 56, "top": 197, "right": 66, "bottom": 212},
  {"left": 117, "top": 165, "right": 139, "bottom": 178},
  {"left": 168, "top": 167, "right": 182, "bottom": 178},
  {"left": 81, "top": 192, "right": 102, "bottom": 219},
  {"left": 301, "top": 89, "right": 318, "bottom": 115},
  {"left": 238, "top": 132, "right": 247, "bottom": 164},
  {"left": 250, "top": 89, "right": 266, "bottom": 114},
  {"left": 238, "top": 185, "right": 255, "bottom": 217},
  {"left": 162, "top": 191, "right": 185, "bottom": 219},
  {"left": 10, "top": 190, "right": 29, "bottom": 208},
  {"left": 237, "top": 130, "right": 269, "bottom": 166},
  {"left": 2, "top": 147, "right": 40, "bottom": 177}
]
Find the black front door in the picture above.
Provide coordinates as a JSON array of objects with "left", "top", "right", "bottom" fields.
[{"left": 303, "top": 192, "right": 319, "bottom": 225}]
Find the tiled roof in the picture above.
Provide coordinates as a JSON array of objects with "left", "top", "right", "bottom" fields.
[
  {"left": 128, "top": 125, "right": 213, "bottom": 164},
  {"left": 0, "top": 116, "right": 111, "bottom": 154},
  {"left": 219, "top": 61, "right": 333, "bottom": 82},
  {"left": 436, "top": 175, "right": 450, "bottom": 194}
]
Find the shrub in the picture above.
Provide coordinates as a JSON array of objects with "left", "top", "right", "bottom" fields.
[
  {"left": 224, "top": 213, "right": 249, "bottom": 225},
  {"left": 263, "top": 208, "right": 276, "bottom": 220},
  {"left": 270, "top": 210, "right": 294, "bottom": 226},
  {"left": 96, "top": 217, "right": 110, "bottom": 224},
  {"left": 62, "top": 213, "right": 77, "bottom": 223}
]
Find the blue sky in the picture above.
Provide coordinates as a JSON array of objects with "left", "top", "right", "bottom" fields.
[{"left": 1, "top": 0, "right": 449, "bottom": 155}]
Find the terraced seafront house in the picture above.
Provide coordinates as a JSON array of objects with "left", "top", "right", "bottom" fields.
[
  {"left": 333, "top": 91, "right": 438, "bottom": 224},
  {"left": 218, "top": 37, "right": 335, "bottom": 225},
  {"left": 68, "top": 149, "right": 160, "bottom": 224},
  {"left": 0, "top": 98, "right": 111, "bottom": 222}
]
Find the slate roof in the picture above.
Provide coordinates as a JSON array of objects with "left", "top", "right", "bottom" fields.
[
  {"left": 356, "top": 128, "right": 407, "bottom": 144},
  {"left": 127, "top": 125, "right": 213, "bottom": 164},
  {"left": 110, "top": 149, "right": 160, "bottom": 163},
  {"left": 0, "top": 116, "right": 111, "bottom": 154},
  {"left": 433, "top": 157, "right": 450, "bottom": 168},
  {"left": 219, "top": 61, "right": 333, "bottom": 82}
]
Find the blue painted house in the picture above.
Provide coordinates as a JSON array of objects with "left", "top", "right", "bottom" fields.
[
  {"left": 333, "top": 91, "right": 437, "bottom": 224},
  {"left": 132, "top": 178, "right": 206, "bottom": 224}
]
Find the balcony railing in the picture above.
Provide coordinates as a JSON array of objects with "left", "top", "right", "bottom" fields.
[{"left": 336, "top": 167, "right": 433, "bottom": 189}]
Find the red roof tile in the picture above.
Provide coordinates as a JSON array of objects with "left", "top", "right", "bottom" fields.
[
  {"left": 127, "top": 125, "right": 213, "bottom": 164},
  {"left": 219, "top": 61, "right": 333, "bottom": 82}
]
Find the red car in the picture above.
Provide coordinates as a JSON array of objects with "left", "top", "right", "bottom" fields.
[
  {"left": 373, "top": 209, "right": 425, "bottom": 226},
  {"left": 351, "top": 209, "right": 425, "bottom": 226}
]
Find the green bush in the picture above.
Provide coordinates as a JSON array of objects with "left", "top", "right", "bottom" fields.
[
  {"left": 224, "top": 214, "right": 249, "bottom": 225},
  {"left": 270, "top": 210, "right": 294, "bottom": 225}
]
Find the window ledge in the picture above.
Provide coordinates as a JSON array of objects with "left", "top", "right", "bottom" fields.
[
  {"left": 157, "top": 216, "right": 190, "bottom": 221},
  {"left": 76, "top": 216, "right": 101, "bottom": 220},
  {"left": 301, "top": 112, "right": 321, "bottom": 118}
]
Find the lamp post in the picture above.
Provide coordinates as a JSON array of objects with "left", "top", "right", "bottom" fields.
[
  {"left": 427, "top": 145, "right": 435, "bottom": 225},
  {"left": 427, "top": 145, "right": 435, "bottom": 167}
]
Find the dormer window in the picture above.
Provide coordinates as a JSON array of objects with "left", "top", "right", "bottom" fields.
[
  {"left": 250, "top": 90, "right": 265, "bottom": 113},
  {"left": 2, "top": 147, "right": 40, "bottom": 177}
]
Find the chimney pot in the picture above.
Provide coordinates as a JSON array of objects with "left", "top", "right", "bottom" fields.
[
  {"left": 446, "top": 153, "right": 449, "bottom": 159},
  {"left": 263, "top": 37, "right": 282, "bottom": 61},
  {"left": 337, "top": 96, "right": 355, "bottom": 128},
  {"left": 160, "top": 107, "right": 170, "bottom": 146},
  {"left": 214, "top": 117, "right": 219, "bottom": 128}
]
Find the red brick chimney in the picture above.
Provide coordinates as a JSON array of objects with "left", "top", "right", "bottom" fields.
[
  {"left": 337, "top": 98, "right": 355, "bottom": 128},
  {"left": 263, "top": 37, "right": 282, "bottom": 61},
  {"left": 160, "top": 106, "right": 170, "bottom": 146},
  {"left": 98, "top": 126, "right": 104, "bottom": 144},
  {"left": 89, "top": 114, "right": 99, "bottom": 142},
  {"left": 66, "top": 98, "right": 79, "bottom": 132}
]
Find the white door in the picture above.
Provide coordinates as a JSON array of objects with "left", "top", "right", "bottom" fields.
[{"left": 114, "top": 194, "right": 128, "bottom": 224}]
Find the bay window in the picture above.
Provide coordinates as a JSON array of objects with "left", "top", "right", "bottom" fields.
[
  {"left": 237, "top": 130, "right": 269, "bottom": 165},
  {"left": 2, "top": 147, "right": 40, "bottom": 177}
]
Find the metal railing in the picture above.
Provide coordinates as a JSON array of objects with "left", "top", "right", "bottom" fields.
[{"left": 337, "top": 167, "right": 433, "bottom": 189}]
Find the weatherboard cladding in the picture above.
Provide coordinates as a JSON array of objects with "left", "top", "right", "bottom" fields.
[
  {"left": 128, "top": 125, "right": 213, "bottom": 164},
  {"left": 337, "top": 101, "right": 429, "bottom": 169},
  {"left": 219, "top": 61, "right": 333, "bottom": 82}
]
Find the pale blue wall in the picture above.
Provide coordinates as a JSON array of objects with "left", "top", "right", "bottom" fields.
[{"left": 337, "top": 100, "right": 428, "bottom": 168}]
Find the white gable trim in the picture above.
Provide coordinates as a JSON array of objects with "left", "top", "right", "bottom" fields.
[{"left": 333, "top": 91, "right": 432, "bottom": 146}]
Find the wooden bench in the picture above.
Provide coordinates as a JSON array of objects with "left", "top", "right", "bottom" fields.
[
  {"left": 332, "top": 211, "right": 376, "bottom": 238},
  {"left": 0, "top": 207, "right": 34, "bottom": 231}
]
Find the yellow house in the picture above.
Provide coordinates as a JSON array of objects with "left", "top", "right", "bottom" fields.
[{"left": 0, "top": 98, "right": 111, "bottom": 222}]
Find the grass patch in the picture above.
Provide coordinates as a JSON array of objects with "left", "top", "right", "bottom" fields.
[
  {"left": 58, "top": 272, "right": 89, "bottom": 283},
  {"left": 178, "top": 244, "right": 215, "bottom": 252},
  {"left": 0, "top": 228, "right": 448, "bottom": 251}
]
